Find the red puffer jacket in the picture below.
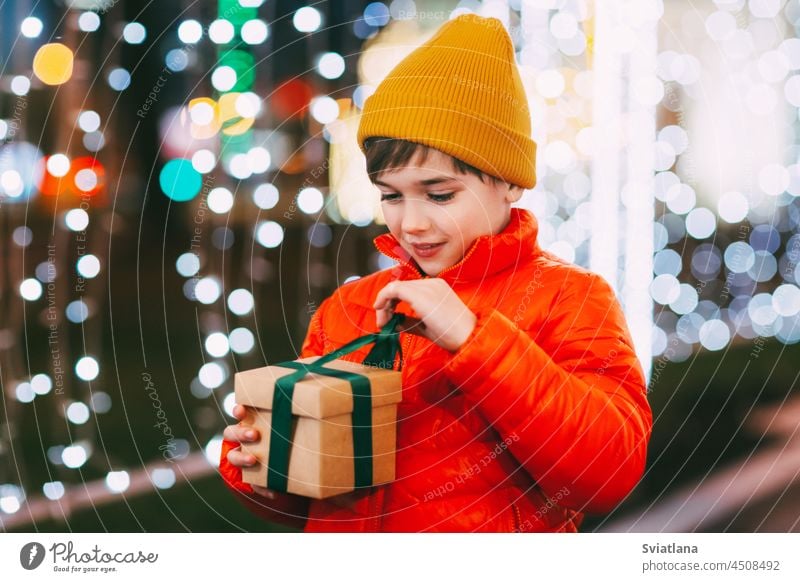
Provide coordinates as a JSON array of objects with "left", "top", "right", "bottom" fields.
[{"left": 219, "top": 207, "right": 652, "bottom": 532}]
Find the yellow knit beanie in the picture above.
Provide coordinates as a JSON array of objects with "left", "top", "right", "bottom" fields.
[{"left": 357, "top": 13, "right": 537, "bottom": 189}]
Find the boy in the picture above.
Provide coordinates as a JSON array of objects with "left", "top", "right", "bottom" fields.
[{"left": 220, "top": 13, "right": 652, "bottom": 532}]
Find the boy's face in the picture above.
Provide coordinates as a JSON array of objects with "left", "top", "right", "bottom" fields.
[{"left": 375, "top": 148, "right": 522, "bottom": 277}]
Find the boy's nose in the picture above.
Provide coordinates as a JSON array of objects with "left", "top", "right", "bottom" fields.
[{"left": 401, "top": 200, "right": 431, "bottom": 234}]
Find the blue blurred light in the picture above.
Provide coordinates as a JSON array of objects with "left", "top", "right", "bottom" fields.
[{"left": 364, "top": 2, "right": 391, "bottom": 27}]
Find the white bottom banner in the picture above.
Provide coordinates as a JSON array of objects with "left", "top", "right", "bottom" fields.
[{"left": 0, "top": 533, "right": 797, "bottom": 581}]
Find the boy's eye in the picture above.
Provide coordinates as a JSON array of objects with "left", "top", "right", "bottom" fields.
[
  {"left": 378, "top": 192, "right": 455, "bottom": 203},
  {"left": 427, "top": 192, "right": 455, "bottom": 202}
]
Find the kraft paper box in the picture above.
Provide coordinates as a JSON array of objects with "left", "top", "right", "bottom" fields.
[{"left": 235, "top": 355, "right": 403, "bottom": 499}]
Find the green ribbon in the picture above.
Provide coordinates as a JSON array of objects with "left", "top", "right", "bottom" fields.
[{"left": 266, "top": 313, "right": 405, "bottom": 493}]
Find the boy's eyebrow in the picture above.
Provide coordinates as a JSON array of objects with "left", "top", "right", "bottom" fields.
[{"left": 374, "top": 177, "right": 461, "bottom": 189}]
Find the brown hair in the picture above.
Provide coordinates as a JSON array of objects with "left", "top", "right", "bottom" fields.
[{"left": 363, "top": 137, "right": 502, "bottom": 185}]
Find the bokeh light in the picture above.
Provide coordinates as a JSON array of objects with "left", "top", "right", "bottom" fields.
[
  {"left": 310, "top": 96, "right": 339, "bottom": 124},
  {"left": 211, "top": 66, "right": 237, "bottom": 92},
  {"left": 78, "top": 110, "right": 101, "bottom": 133},
  {"left": 21, "top": 17, "right": 43, "bottom": 38},
  {"left": 123, "top": 22, "right": 146, "bottom": 44},
  {"left": 255, "top": 221, "right": 283, "bottom": 248},
  {"left": 78, "top": 12, "right": 100, "bottom": 32},
  {"left": 33, "top": 43, "right": 74, "bottom": 85},
  {"left": 253, "top": 183, "right": 279, "bottom": 209},
  {"left": 229, "top": 328, "right": 255, "bottom": 354},
  {"left": 77, "top": 254, "right": 101, "bottom": 278},
  {"left": 75, "top": 356, "right": 100, "bottom": 381},
  {"left": 178, "top": 20, "right": 203, "bottom": 44},
  {"left": 107, "top": 68, "right": 131, "bottom": 91},
  {"left": 159, "top": 159, "right": 202, "bottom": 202},
  {"left": 241, "top": 19, "right": 269, "bottom": 44},
  {"left": 105, "top": 471, "right": 130, "bottom": 493},
  {"left": 294, "top": 7, "right": 322, "bottom": 33},
  {"left": 227, "top": 289, "right": 254, "bottom": 315},
  {"left": 66, "top": 300, "right": 90, "bottom": 323},
  {"left": 198, "top": 362, "right": 225, "bottom": 389},
  {"left": 317, "top": 52, "right": 346, "bottom": 79},
  {"left": 11, "top": 76, "right": 31, "bottom": 96},
  {"left": 19, "top": 278, "right": 43, "bottom": 301},
  {"left": 43, "top": 482, "right": 65, "bottom": 501},
  {"left": 176, "top": 253, "right": 201, "bottom": 277},
  {"left": 66, "top": 402, "right": 91, "bottom": 425},
  {"left": 297, "top": 187, "right": 324, "bottom": 214},
  {"left": 62, "top": 444, "right": 89, "bottom": 469},
  {"left": 151, "top": 468, "right": 176, "bottom": 489},
  {"left": 209, "top": 19, "right": 235, "bottom": 44},
  {"left": 194, "top": 277, "right": 222, "bottom": 304},
  {"left": 31, "top": 374, "right": 52, "bottom": 395},
  {"left": 205, "top": 333, "right": 230, "bottom": 358},
  {"left": 207, "top": 187, "right": 234, "bottom": 214}
]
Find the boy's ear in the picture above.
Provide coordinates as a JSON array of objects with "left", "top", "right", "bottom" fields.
[{"left": 505, "top": 184, "right": 524, "bottom": 203}]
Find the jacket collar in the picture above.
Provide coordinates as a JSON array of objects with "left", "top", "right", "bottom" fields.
[{"left": 372, "top": 207, "right": 541, "bottom": 284}]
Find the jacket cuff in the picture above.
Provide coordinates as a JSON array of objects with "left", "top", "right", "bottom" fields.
[
  {"left": 219, "top": 438, "right": 254, "bottom": 495},
  {"left": 219, "top": 438, "right": 310, "bottom": 529}
]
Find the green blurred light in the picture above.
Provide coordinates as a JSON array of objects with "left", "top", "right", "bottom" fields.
[
  {"left": 159, "top": 159, "right": 202, "bottom": 201},
  {"left": 218, "top": 0, "right": 257, "bottom": 32},
  {"left": 218, "top": 50, "right": 255, "bottom": 92}
]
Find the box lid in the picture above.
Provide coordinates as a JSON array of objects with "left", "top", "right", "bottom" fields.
[{"left": 234, "top": 356, "right": 402, "bottom": 419}]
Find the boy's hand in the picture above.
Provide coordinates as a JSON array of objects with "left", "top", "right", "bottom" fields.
[
  {"left": 223, "top": 403, "right": 276, "bottom": 499},
  {"left": 373, "top": 278, "right": 476, "bottom": 353}
]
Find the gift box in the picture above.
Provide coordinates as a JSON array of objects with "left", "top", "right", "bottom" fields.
[{"left": 234, "top": 314, "right": 405, "bottom": 499}]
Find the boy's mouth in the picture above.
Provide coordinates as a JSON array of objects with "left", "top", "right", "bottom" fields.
[{"left": 410, "top": 242, "right": 445, "bottom": 258}]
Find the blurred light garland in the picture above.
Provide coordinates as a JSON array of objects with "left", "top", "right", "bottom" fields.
[{"left": 4, "top": 0, "right": 800, "bottom": 527}]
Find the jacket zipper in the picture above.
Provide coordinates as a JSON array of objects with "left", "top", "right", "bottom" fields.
[
  {"left": 374, "top": 329, "right": 414, "bottom": 533},
  {"left": 399, "top": 332, "right": 413, "bottom": 370},
  {"left": 511, "top": 501, "right": 522, "bottom": 532},
  {"left": 371, "top": 238, "right": 480, "bottom": 532},
  {"left": 368, "top": 487, "right": 383, "bottom": 532},
  {"left": 433, "top": 239, "right": 482, "bottom": 280}
]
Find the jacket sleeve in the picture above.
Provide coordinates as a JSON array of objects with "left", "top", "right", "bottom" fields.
[
  {"left": 218, "top": 296, "right": 333, "bottom": 527},
  {"left": 443, "top": 270, "right": 652, "bottom": 514}
]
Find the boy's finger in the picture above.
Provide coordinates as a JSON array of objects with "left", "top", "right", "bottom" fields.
[
  {"left": 227, "top": 449, "right": 258, "bottom": 467},
  {"left": 373, "top": 283, "right": 401, "bottom": 309},
  {"left": 233, "top": 404, "right": 247, "bottom": 420},
  {"left": 251, "top": 485, "right": 277, "bottom": 500},
  {"left": 373, "top": 295, "right": 395, "bottom": 311},
  {"left": 375, "top": 298, "right": 399, "bottom": 329},
  {"left": 376, "top": 308, "right": 388, "bottom": 328},
  {"left": 222, "top": 424, "right": 259, "bottom": 443}
]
